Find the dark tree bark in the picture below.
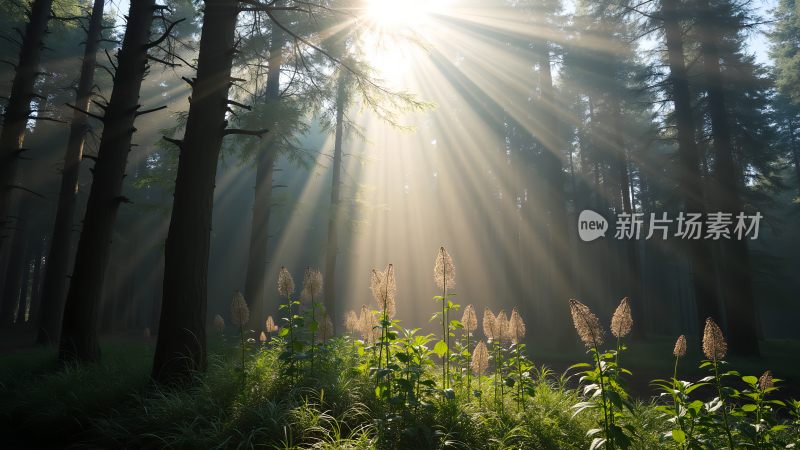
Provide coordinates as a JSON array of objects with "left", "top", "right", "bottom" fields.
[
  {"left": 18, "top": 247, "right": 31, "bottom": 322},
  {"left": 59, "top": 0, "right": 157, "bottom": 362},
  {"left": 152, "top": 0, "right": 245, "bottom": 383},
  {"left": 0, "top": 0, "right": 54, "bottom": 251},
  {"left": 662, "top": 0, "right": 723, "bottom": 337},
  {"left": 323, "top": 71, "right": 347, "bottom": 328},
  {"left": 697, "top": 0, "right": 759, "bottom": 355},
  {"left": 28, "top": 233, "right": 44, "bottom": 324},
  {"left": 37, "top": 0, "right": 105, "bottom": 346},
  {"left": 245, "top": 19, "right": 284, "bottom": 331},
  {"left": 0, "top": 212, "right": 27, "bottom": 326}
]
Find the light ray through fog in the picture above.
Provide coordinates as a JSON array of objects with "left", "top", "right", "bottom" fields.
[{"left": 241, "top": 1, "right": 592, "bottom": 332}]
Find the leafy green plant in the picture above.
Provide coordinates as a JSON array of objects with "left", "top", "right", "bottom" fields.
[
  {"left": 699, "top": 317, "right": 736, "bottom": 449},
  {"left": 277, "top": 267, "right": 307, "bottom": 383},
  {"left": 230, "top": 291, "right": 251, "bottom": 380},
  {"left": 433, "top": 247, "right": 458, "bottom": 393},
  {"left": 569, "top": 299, "right": 635, "bottom": 450}
]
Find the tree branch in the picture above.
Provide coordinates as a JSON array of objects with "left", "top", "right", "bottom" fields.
[
  {"left": 66, "top": 103, "right": 105, "bottom": 121},
  {"left": 223, "top": 128, "right": 269, "bottom": 137},
  {"left": 144, "top": 18, "right": 185, "bottom": 49}
]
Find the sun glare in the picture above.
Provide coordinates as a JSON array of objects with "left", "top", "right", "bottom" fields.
[
  {"left": 361, "top": 0, "right": 453, "bottom": 80},
  {"left": 365, "top": 0, "right": 431, "bottom": 29}
]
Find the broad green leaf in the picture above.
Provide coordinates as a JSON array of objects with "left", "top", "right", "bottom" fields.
[{"left": 433, "top": 340, "right": 448, "bottom": 357}]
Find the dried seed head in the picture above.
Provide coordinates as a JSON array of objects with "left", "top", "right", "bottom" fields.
[
  {"left": 702, "top": 318, "right": 727, "bottom": 361},
  {"left": 231, "top": 291, "right": 250, "bottom": 327},
  {"left": 461, "top": 304, "right": 478, "bottom": 335},
  {"left": 358, "top": 305, "right": 379, "bottom": 344},
  {"left": 673, "top": 335, "right": 687, "bottom": 357},
  {"left": 316, "top": 314, "right": 334, "bottom": 343},
  {"left": 259, "top": 331, "right": 267, "bottom": 343},
  {"left": 495, "top": 310, "right": 511, "bottom": 344},
  {"left": 569, "top": 299, "right": 605, "bottom": 348},
  {"left": 143, "top": 327, "right": 151, "bottom": 339},
  {"left": 483, "top": 308, "right": 497, "bottom": 341},
  {"left": 265, "top": 315, "right": 278, "bottom": 333},
  {"left": 370, "top": 265, "right": 396, "bottom": 318},
  {"left": 471, "top": 340, "right": 489, "bottom": 375},
  {"left": 344, "top": 310, "right": 359, "bottom": 334},
  {"left": 277, "top": 266, "right": 295, "bottom": 298},
  {"left": 509, "top": 308, "right": 526, "bottom": 343},
  {"left": 302, "top": 267, "right": 323, "bottom": 300},
  {"left": 214, "top": 314, "right": 225, "bottom": 332},
  {"left": 759, "top": 370, "right": 773, "bottom": 390},
  {"left": 610, "top": 297, "right": 633, "bottom": 338},
  {"left": 434, "top": 246, "right": 456, "bottom": 290}
]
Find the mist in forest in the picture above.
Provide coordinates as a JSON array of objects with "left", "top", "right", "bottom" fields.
[{"left": 1, "top": 0, "right": 799, "bottom": 366}]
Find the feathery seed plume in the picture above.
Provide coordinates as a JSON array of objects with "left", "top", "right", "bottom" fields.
[
  {"left": 759, "top": 370, "right": 774, "bottom": 390},
  {"left": 265, "top": 315, "right": 278, "bottom": 333},
  {"left": 370, "top": 265, "right": 397, "bottom": 318},
  {"left": 495, "top": 310, "right": 511, "bottom": 344},
  {"left": 434, "top": 246, "right": 456, "bottom": 290},
  {"left": 277, "top": 266, "right": 295, "bottom": 297},
  {"left": 673, "top": 335, "right": 687, "bottom": 357},
  {"left": 471, "top": 340, "right": 489, "bottom": 375},
  {"left": 610, "top": 297, "right": 633, "bottom": 338},
  {"left": 509, "top": 308, "right": 526, "bottom": 344},
  {"left": 569, "top": 299, "right": 605, "bottom": 348},
  {"left": 231, "top": 291, "right": 250, "bottom": 328},
  {"left": 358, "top": 305, "right": 379, "bottom": 344},
  {"left": 344, "top": 310, "right": 359, "bottom": 335},
  {"left": 214, "top": 314, "right": 225, "bottom": 332},
  {"left": 483, "top": 308, "right": 497, "bottom": 340},
  {"left": 259, "top": 331, "right": 267, "bottom": 343},
  {"left": 301, "top": 267, "right": 323, "bottom": 300},
  {"left": 461, "top": 304, "right": 478, "bottom": 335},
  {"left": 702, "top": 318, "right": 727, "bottom": 361}
]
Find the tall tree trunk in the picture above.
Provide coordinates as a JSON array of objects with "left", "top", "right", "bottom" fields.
[
  {"left": 245, "top": 18, "right": 284, "bottom": 331},
  {"left": 536, "top": 40, "right": 573, "bottom": 344},
  {"left": 323, "top": 71, "right": 347, "bottom": 328},
  {"left": 698, "top": 0, "right": 759, "bottom": 355},
  {"left": 662, "top": 0, "right": 722, "bottom": 337},
  {"left": 790, "top": 117, "right": 800, "bottom": 198},
  {"left": 28, "top": 233, "right": 44, "bottom": 324},
  {"left": 0, "top": 0, "right": 54, "bottom": 251},
  {"left": 152, "top": 0, "right": 243, "bottom": 383},
  {"left": 0, "top": 212, "right": 27, "bottom": 326},
  {"left": 18, "top": 246, "right": 31, "bottom": 322},
  {"left": 37, "top": 0, "right": 105, "bottom": 346},
  {"left": 608, "top": 93, "right": 645, "bottom": 339},
  {"left": 59, "top": 0, "right": 156, "bottom": 362}
]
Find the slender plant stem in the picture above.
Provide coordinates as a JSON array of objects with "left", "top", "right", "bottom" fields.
[
  {"left": 466, "top": 332, "right": 471, "bottom": 394},
  {"left": 517, "top": 344, "right": 524, "bottom": 411},
  {"left": 713, "top": 359, "right": 735, "bottom": 449},
  {"left": 594, "top": 348, "right": 613, "bottom": 450}
]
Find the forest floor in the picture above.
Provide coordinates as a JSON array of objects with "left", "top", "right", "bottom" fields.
[{"left": 0, "top": 333, "right": 798, "bottom": 448}]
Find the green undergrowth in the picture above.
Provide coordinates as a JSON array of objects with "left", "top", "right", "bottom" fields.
[
  {"left": 0, "top": 334, "right": 798, "bottom": 449},
  {"left": 0, "top": 338, "right": 604, "bottom": 449}
]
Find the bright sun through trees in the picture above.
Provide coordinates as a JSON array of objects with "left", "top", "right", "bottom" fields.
[{"left": 0, "top": 0, "right": 799, "bottom": 448}]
